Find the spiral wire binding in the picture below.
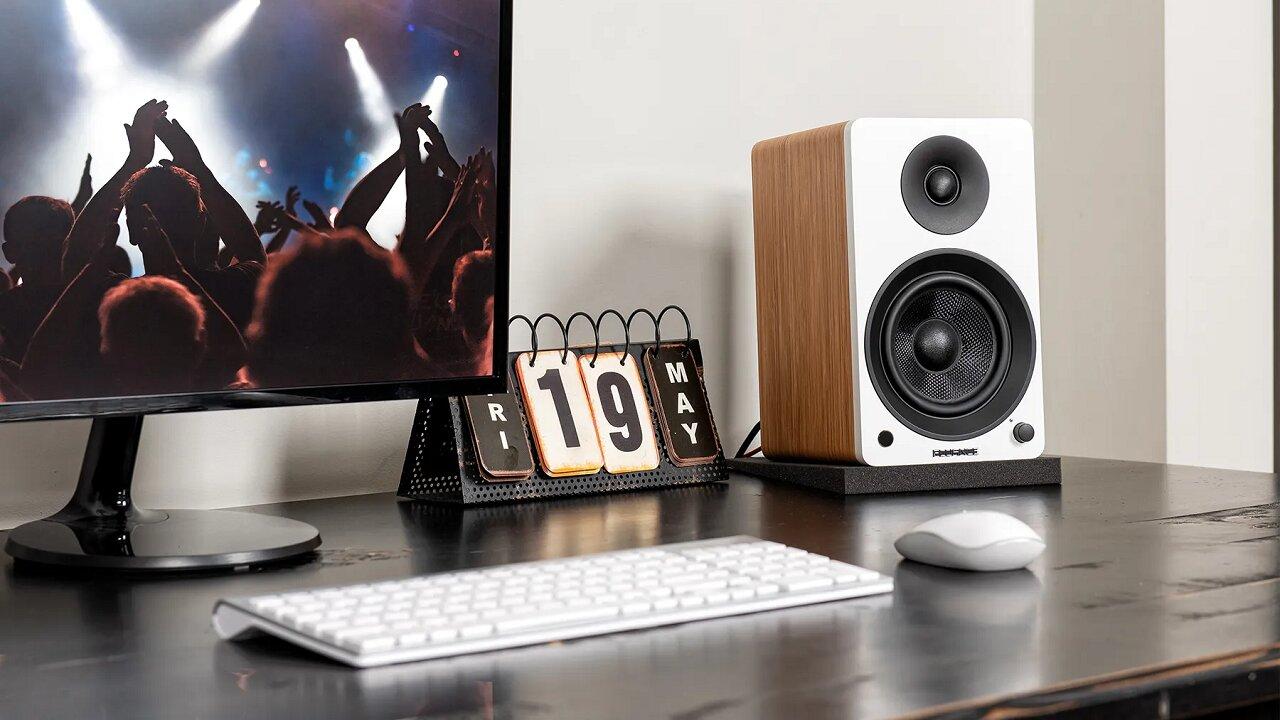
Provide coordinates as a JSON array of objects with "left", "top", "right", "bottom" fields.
[
  {"left": 508, "top": 314, "right": 536, "bottom": 353},
  {"left": 655, "top": 304, "right": 693, "bottom": 346},
  {"left": 625, "top": 308, "right": 660, "bottom": 351},
  {"left": 561, "top": 312, "right": 599, "bottom": 363},
  {"left": 510, "top": 306, "right": 694, "bottom": 361},
  {"left": 530, "top": 313, "right": 569, "bottom": 366},
  {"left": 591, "top": 309, "right": 630, "bottom": 366}
]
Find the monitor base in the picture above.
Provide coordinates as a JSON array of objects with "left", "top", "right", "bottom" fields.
[
  {"left": 3, "top": 414, "right": 321, "bottom": 573},
  {"left": 5, "top": 509, "right": 321, "bottom": 572}
]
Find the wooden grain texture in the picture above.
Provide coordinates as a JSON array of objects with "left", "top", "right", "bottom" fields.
[{"left": 751, "top": 121, "right": 857, "bottom": 462}]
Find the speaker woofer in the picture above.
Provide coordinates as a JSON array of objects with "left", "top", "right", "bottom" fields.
[
  {"left": 866, "top": 250, "right": 1036, "bottom": 441},
  {"left": 883, "top": 272, "right": 1010, "bottom": 418},
  {"left": 901, "top": 136, "right": 989, "bottom": 235}
]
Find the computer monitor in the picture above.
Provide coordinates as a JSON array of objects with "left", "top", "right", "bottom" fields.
[{"left": 0, "top": 0, "right": 511, "bottom": 571}]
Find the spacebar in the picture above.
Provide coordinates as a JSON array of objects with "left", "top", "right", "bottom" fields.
[{"left": 495, "top": 606, "right": 621, "bottom": 632}]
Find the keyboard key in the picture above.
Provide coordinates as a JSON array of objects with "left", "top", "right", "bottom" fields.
[
  {"left": 460, "top": 624, "right": 494, "bottom": 638},
  {"left": 496, "top": 605, "right": 620, "bottom": 632},
  {"left": 333, "top": 626, "right": 385, "bottom": 642},
  {"left": 669, "top": 579, "right": 728, "bottom": 594},
  {"left": 429, "top": 628, "right": 459, "bottom": 643},
  {"left": 350, "top": 636, "right": 396, "bottom": 654},
  {"left": 778, "top": 576, "right": 835, "bottom": 592},
  {"left": 398, "top": 632, "right": 427, "bottom": 647}
]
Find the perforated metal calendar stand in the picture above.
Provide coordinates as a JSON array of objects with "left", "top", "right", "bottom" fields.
[{"left": 397, "top": 340, "right": 728, "bottom": 505}]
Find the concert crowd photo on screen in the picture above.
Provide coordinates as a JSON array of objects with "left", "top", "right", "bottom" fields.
[{"left": 0, "top": 0, "right": 501, "bottom": 403}]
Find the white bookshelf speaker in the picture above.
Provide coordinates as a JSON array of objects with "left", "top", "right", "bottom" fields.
[{"left": 751, "top": 118, "right": 1044, "bottom": 465}]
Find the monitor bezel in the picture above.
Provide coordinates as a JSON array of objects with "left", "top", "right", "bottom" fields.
[{"left": 0, "top": 0, "right": 513, "bottom": 424}]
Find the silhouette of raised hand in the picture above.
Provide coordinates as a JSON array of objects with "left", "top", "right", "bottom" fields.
[
  {"left": 469, "top": 148, "right": 497, "bottom": 242},
  {"left": 72, "top": 154, "right": 95, "bottom": 214},
  {"left": 396, "top": 108, "right": 427, "bottom": 167},
  {"left": 442, "top": 154, "right": 479, "bottom": 228},
  {"left": 254, "top": 201, "right": 284, "bottom": 235},
  {"left": 124, "top": 99, "right": 168, "bottom": 168},
  {"left": 402, "top": 102, "right": 432, "bottom": 131},
  {"left": 285, "top": 186, "right": 301, "bottom": 216},
  {"left": 155, "top": 117, "right": 203, "bottom": 170},
  {"left": 79, "top": 154, "right": 93, "bottom": 193},
  {"left": 302, "top": 199, "right": 333, "bottom": 230},
  {"left": 419, "top": 106, "right": 443, "bottom": 140},
  {"left": 417, "top": 106, "right": 459, "bottom": 180}
]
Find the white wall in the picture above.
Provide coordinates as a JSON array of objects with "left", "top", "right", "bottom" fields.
[
  {"left": 1035, "top": 0, "right": 1274, "bottom": 472},
  {"left": 1035, "top": 0, "right": 1168, "bottom": 465},
  {"left": 0, "top": 1, "right": 1035, "bottom": 528},
  {"left": 1165, "top": 0, "right": 1273, "bottom": 471}
]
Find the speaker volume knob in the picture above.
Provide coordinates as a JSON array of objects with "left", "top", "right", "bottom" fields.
[{"left": 1013, "top": 423, "right": 1035, "bottom": 443}]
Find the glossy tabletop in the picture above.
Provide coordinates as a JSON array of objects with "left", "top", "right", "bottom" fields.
[{"left": 2, "top": 457, "right": 1280, "bottom": 718}]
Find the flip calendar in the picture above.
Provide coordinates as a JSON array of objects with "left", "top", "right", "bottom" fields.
[{"left": 397, "top": 307, "right": 727, "bottom": 505}]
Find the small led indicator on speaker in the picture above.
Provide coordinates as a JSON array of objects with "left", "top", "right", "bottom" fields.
[{"left": 878, "top": 431, "right": 894, "bottom": 447}]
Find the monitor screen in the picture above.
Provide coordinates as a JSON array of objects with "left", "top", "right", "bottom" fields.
[{"left": 0, "top": 0, "right": 508, "bottom": 417}]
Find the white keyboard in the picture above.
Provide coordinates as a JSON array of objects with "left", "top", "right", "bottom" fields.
[{"left": 213, "top": 536, "right": 893, "bottom": 667}]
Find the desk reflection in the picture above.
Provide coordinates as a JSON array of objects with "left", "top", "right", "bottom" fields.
[
  {"left": 881, "top": 562, "right": 1042, "bottom": 707},
  {"left": 393, "top": 483, "right": 744, "bottom": 573}
]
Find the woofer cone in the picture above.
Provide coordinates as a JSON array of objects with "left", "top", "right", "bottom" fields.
[
  {"left": 865, "top": 250, "right": 1036, "bottom": 441},
  {"left": 882, "top": 272, "right": 1010, "bottom": 418}
]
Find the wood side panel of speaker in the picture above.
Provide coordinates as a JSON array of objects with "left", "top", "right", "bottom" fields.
[{"left": 751, "top": 122, "right": 857, "bottom": 462}]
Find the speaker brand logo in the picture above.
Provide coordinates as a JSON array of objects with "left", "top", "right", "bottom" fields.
[{"left": 933, "top": 448, "right": 978, "bottom": 457}]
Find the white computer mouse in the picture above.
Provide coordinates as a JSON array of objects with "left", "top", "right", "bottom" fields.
[{"left": 894, "top": 511, "right": 1045, "bottom": 572}]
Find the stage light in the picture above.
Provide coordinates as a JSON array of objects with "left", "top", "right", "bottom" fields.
[
  {"left": 345, "top": 38, "right": 394, "bottom": 127},
  {"left": 422, "top": 75, "right": 449, "bottom": 113},
  {"left": 64, "top": 0, "right": 126, "bottom": 81},
  {"left": 452, "top": 49, "right": 461, "bottom": 57},
  {"left": 186, "top": 0, "right": 261, "bottom": 70}
]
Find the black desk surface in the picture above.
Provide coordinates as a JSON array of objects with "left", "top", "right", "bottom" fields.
[{"left": 2, "top": 457, "right": 1280, "bottom": 719}]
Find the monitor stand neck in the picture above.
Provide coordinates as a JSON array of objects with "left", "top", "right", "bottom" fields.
[
  {"left": 51, "top": 415, "right": 163, "bottom": 525},
  {"left": 4, "top": 414, "right": 321, "bottom": 572}
]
